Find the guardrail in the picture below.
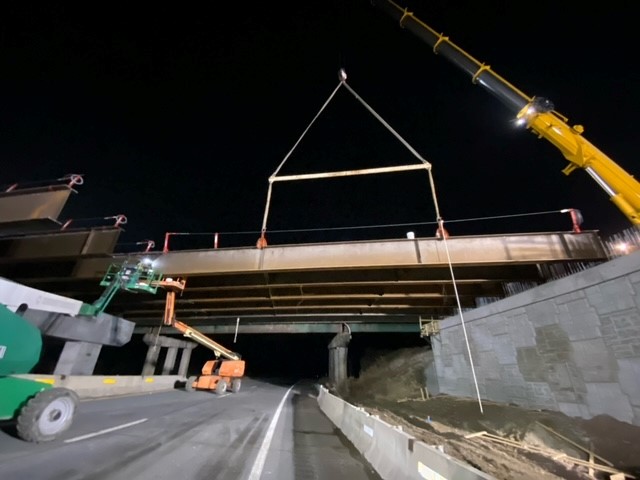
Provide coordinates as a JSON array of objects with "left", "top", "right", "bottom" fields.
[{"left": 13, "top": 374, "right": 185, "bottom": 399}]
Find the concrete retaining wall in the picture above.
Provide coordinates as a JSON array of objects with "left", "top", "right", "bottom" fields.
[
  {"left": 317, "top": 386, "right": 493, "bottom": 480},
  {"left": 430, "top": 249, "right": 640, "bottom": 426},
  {"left": 14, "top": 374, "right": 184, "bottom": 399}
]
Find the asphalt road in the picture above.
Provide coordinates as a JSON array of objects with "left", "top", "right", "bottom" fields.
[{"left": 0, "top": 378, "right": 381, "bottom": 480}]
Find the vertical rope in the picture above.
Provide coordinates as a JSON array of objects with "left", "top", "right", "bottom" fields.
[
  {"left": 153, "top": 322, "right": 163, "bottom": 349},
  {"left": 427, "top": 168, "right": 484, "bottom": 414},
  {"left": 261, "top": 182, "right": 275, "bottom": 235}
]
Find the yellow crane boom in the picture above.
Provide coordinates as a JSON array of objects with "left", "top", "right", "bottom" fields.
[{"left": 375, "top": 0, "right": 640, "bottom": 225}]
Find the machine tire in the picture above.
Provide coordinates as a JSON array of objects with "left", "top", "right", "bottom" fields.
[
  {"left": 231, "top": 378, "right": 242, "bottom": 393},
  {"left": 215, "top": 380, "right": 227, "bottom": 395},
  {"left": 16, "top": 387, "right": 78, "bottom": 443},
  {"left": 184, "top": 376, "right": 197, "bottom": 392}
]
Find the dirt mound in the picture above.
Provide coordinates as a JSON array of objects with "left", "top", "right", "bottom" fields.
[
  {"left": 346, "top": 346, "right": 427, "bottom": 402},
  {"left": 339, "top": 347, "right": 639, "bottom": 479}
]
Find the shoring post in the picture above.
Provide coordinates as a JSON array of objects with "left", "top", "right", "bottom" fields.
[
  {"left": 256, "top": 229, "right": 268, "bottom": 249},
  {"left": 163, "top": 232, "right": 173, "bottom": 253},
  {"left": 562, "top": 208, "right": 583, "bottom": 233}
]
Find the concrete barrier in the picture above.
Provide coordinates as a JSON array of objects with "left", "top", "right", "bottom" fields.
[
  {"left": 13, "top": 374, "right": 185, "bottom": 399},
  {"left": 317, "top": 386, "right": 493, "bottom": 480}
]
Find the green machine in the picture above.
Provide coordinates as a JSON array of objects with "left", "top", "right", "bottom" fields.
[
  {"left": 0, "top": 304, "right": 79, "bottom": 443},
  {"left": 0, "top": 259, "right": 162, "bottom": 442},
  {"left": 79, "top": 260, "right": 161, "bottom": 316}
]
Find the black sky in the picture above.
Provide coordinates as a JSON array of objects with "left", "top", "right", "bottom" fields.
[{"left": 2, "top": 1, "right": 638, "bottom": 249}]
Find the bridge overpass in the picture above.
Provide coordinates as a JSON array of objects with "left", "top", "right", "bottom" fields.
[
  {"left": 0, "top": 226, "right": 608, "bottom": 334},
  {"left": 0, "top": 179, "right": 612, "bottom": 389}
]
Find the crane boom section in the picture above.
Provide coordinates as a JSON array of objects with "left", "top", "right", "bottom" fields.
[{"left": 376, "top": 0, "right": 640, "bottom": 225}]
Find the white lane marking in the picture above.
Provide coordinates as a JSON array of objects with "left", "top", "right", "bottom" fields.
[
  {"left": 248, "top": 384, "right": 296, "bottom": 480},
  {"left": 64, "top": 418, "right": 148, "bottom": 443},
  {"left": 218, "top": 393, "right": 230, "bottom": 398}
]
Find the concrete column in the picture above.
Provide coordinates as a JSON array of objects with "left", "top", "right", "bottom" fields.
[
  {"left": 328, "top": 332, "right": 351, "bottom": 389},
  {"left": 162, "top": 347, "right": 178, "bottom": 375},
  {"left": 53, "top": 341, "right": 102, "bottom": 375},
  {"left": 177, "top": 344, "right": 196, "bottom": 377},
  {"left": 142, "top": 344, "right": 161, "bottom": 376},
  {"left": 142, "top": 331, "right": 198, "bottom": 376}
]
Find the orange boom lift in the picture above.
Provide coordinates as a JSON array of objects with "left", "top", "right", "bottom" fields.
[{"left": 155, "top": 277, "right": 245, "bottom": 394}]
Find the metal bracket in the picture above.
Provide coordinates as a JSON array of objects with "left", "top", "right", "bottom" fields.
[{"left": 419, "top": 317, "right": 440, "bottom": 337}]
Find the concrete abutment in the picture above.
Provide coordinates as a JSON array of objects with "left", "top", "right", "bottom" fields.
[{"left": 429, "top": 250, "right": 640, "bottom": 425}]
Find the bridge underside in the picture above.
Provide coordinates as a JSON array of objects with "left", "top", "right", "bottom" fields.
[{"left": 0, "top": 228, "right": 608, "bottom": 333}]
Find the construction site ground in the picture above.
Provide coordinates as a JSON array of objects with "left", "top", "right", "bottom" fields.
[{"left": 334, "top": 347, "right": 640, "bottom": 480}]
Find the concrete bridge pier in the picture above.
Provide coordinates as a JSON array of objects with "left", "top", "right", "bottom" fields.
[
  {"left": 328, "top": 332, "right": 352, "bottom": 389},
  {"left": 162, "top": 347, "right": 178, "bottom": 375},
  {"left": 142, "top": 331, "right": 197, "bottom": 376},
  {"left": 178, "top": 343, "right": 197, "bottom": 377},
  {"left": 141, "top": 341, "right": 161, "bottom": 377},
  {"left": 53, "top": 341, "right": 102, "bottom": 375}
]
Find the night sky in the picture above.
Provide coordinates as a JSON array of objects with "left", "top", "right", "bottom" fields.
[{"left": 2, "top": 1, "right": 638, "bottom": 250}]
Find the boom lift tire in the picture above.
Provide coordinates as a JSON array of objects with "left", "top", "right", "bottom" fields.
[
  {"left": 231, "top": 378, "right": 242, "bottom": 393},
  {"left": 215, "top": 380, "right": 227, "bottom": 395},
  {"left": 16, "top": 388, "right": 79, "bottom": 443}
]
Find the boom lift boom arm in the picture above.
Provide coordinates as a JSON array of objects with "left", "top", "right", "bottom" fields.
[
  {"left": 155, "top": 278, "right": 242, "bottom": 359},
  {"left": 172, "top": 320, "right": 241, "bottom": 361},
  {"left": 154, "top": 277, "right": 245, "bottom": 394},
  {"left": 374, "top": 0, "right": 640, "bottom": 225}
]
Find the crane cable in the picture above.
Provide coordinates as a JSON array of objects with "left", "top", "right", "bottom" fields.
[
  {"left": 260, "top": 71, "right": 484, "bottom": 413},
  {"left": 343, "top": 75, "right": 484, "bottom": 414},
  {"left": 260, "top": 80, "right": 344, "bottom": 236}
]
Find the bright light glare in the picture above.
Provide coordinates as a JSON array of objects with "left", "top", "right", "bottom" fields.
[
  {"left": 515, "top": 105, "right": 536, "bottom": 127},
  {"left": 614, "top": 242, "right": 630, "bottom": 254},
  {"left": 141, "top": 257, "right": 154, "bottom": 266}
]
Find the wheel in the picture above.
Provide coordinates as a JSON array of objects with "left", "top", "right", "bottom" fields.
[
  {"left": 231, "top": 378, "right": 242, "bottom": 393},
  {"left": 184, "top": 376, "right": 198, "bottom": 392},
  {"left": 17, "top": 387, "right": 79, "bottom": 443},
  {"left": 215, "top": 379, "right": 227, "bottom": 395}
]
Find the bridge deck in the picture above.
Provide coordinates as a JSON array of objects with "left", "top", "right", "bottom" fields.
[{"left": 8, "top": 231, "right": 607, "bottom": 329}]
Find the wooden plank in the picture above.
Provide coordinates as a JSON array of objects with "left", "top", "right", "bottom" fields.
[{"left": 535, "top": 421, "right": 614, "bottom": 467}]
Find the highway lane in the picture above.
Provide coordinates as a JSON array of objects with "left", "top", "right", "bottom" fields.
[{"left": 0, "top": 378, "right": 381, "bottom": 480}]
